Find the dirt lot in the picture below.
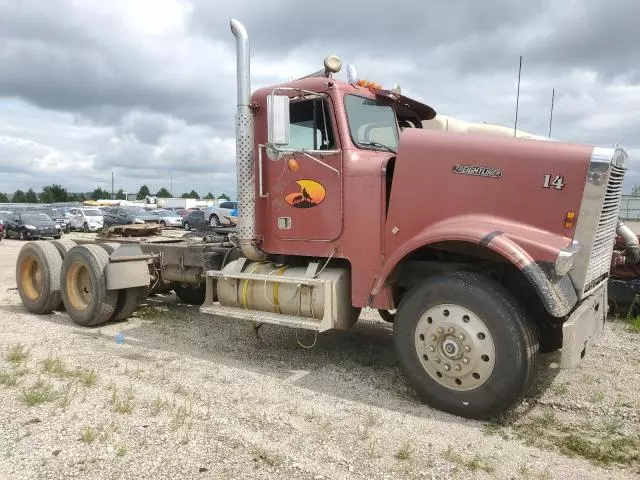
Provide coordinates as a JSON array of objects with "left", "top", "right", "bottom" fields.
[{"left": 0, "top": 235, "right": 639, "bottom": 480}]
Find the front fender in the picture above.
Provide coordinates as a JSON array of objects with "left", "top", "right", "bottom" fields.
[{"left": 375, "top": 214, "right": 577, "bottom": 317}]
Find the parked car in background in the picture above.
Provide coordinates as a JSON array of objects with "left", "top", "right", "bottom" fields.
[
  {"left": 204, "top": 201, "right": 237, "bottom": 226},
  {"left": 65, "top": 207, "right": 104, "bottom": 232},
  {"left": 182, "top": 210, "right": 207, "bottom": 231},
  {"left": 0, "top": 211, "right": 12, "bottom": 235},
  {"left": 178, "top": 207, "right": 201, "bottom": 218},
  {"left": 0, "top": 221, "right": 4, "bottom": 240},
  {"left": 4, "top": 212, "right": 62, "bottom": 240},
  {"left": 150, "top": 209, "right": 183, "bottom": 228},
  {"left": 102, "top": 206, "right": 159, "bottom": 227},
  {"left": 33, "top": 208, "right": 72, "bottom": 233}
]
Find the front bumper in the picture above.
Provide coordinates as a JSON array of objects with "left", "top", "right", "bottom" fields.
[
  {"left": 87, "top": 224, "right": 103, "bottom": 232},
  {"left": 560, "top": 281, "right": 607, "bottom": 368}
]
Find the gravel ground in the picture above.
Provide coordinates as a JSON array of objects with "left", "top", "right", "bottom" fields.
[{"left": 0, "top": 235, "right": 639, "bottom": 480}]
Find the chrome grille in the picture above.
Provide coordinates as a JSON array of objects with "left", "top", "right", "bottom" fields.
[{"left": 583, "top": 163, "right": 625, "bottom": 292}]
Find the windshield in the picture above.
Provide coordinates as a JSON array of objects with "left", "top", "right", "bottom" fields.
[
  {"left": 344, "top": 94, "right": 399, "bottom": 152},
  {"left": 82, "top": 209, "right": 102, "bottom": 217},
  {"left": 22, "top": 214, "right": 51, "bottom": 223}
]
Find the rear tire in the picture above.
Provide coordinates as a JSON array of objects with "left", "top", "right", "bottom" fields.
[
  {"left": 112, "top": 287, "right": 149, "bottom": 321},
  {"left": 394, "top": 272, "right": 538, "bottom": 419},
  {"left": 16, "top": 241, "right": 63, "bottom": 314},
  {"left": 183, "top": 222, "right": 190, "bottom": 231},
  {"left": 160, "top": 221, "right": 166, "bottom": 228},
  {"left": 20, "top": 231, "right": 27, "bottom": 241},
  {"left": 61, "top": 245, "right": 118, "bottom": 327},
  {"left": 173, "top": 282, "right": 206, "bottom": 305},
  {"left": 50, "top": 239, "right": 77, "bottom": 310},
  {"left": 209, "top": 215, "right": 220, "bottom": 227}
]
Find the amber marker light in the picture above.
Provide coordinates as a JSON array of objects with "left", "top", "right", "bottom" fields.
[
  {"left": 287, "top": 158, "right": 299, "bottom": 172},
  {"left": 564, "top": 211, "right": 576, "bottom": 229}
]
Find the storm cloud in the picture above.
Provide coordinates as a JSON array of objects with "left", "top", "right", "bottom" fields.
[{"left": 0, "top": 0, "right": 638, "bottom": 197}]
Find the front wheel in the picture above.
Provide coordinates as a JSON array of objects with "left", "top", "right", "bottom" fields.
[
  {"left": 394, "top": 272, "right": 538, "bottom": 419},
  {"left": 160, "top": 221, "right": 166, "bottom": 228},
  {"left": 183, "top": 222, "right": 190, "bottom": 231},
  {"left": 83, "top": 223, "right": 89, "bottom": 233},
  {"left": 209, "top": 215, "right": 220, "bottom": 227},
  {"left": 20, "top": 231, "right": 27, "bottom": 241}
]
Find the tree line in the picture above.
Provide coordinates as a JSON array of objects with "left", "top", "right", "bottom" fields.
[{"left": 0, "top": 184, "right": 230, "bottom": 204}]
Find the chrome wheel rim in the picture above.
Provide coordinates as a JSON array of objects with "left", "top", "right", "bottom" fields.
[{"left": 414, "top": 304, "right": 496, "bottom": 391}]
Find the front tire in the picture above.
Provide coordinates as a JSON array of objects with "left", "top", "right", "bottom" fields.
[
  {"left": 160, "top": 221, "right": 166, "bottom": 228},
  {"left": 394, "top": 272, "right": 538, "bottom": 419},
  {"left": 209, "top": 215, "right": 220, "bottom": 227},
  {"left": 83, "top": 223, "right": 89, "bottom": 233},
  {"left": 183, "top": 222, "right": 190, "bottom": 231}
]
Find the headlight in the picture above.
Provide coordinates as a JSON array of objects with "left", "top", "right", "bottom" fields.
[
  {"left": 25, "top": 225, "right": 36, "bottom": 230},
  {"left": 134, "top": 218, "right": 145, "bottom": 224},
  {"left": 55, "top": 224, "right": 61, "bottom": 229}
]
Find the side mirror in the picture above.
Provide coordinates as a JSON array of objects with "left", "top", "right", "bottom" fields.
[{"left": 267, "top": 94, "right": 290, "bottom": 148}]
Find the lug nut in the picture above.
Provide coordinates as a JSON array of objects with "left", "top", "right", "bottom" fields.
[
  {"left": 464, "top": 346, "right": 471, "bottom": 352},
  {"left": 428, "top": 346, "right": 435, "bottom": 352},
  {"left": 458, "top": 334, "right": 465, "bottom": 341},
  {"left": 447, "top": 327, "right": 454, "bottom": 334},
  {"left": 437, "top": 327, "right": 444, "bottom": 334},
  {"left": 430, "top": 334, "right": 437, "bottom": 341},
  {"left": 454, "top": 365, "right": 461, "bottom": 371},
  {"left": 462, "top": 357, "right": 469, "bottom": 364},
  {"left": 443, "top": 364, "right": 451, "bottom": 371}
]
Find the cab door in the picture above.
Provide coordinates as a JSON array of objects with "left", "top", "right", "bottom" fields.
[{"left": 268, "top": 96, "right": 343, "bottom": 241}]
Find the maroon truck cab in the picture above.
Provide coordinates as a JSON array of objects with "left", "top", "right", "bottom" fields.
[{"left": 204, "top": 19, "right": 628, "bottom": 419}]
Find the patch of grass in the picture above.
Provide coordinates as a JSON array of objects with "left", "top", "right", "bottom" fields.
[
  {"left": 394, "top": 442, "right": 413, "bottom": 461},
  {"left": 135, "top": 305, "right": 160, "bottom": 319},
  {"left": 1, "top": 367, "right": 29, "bottom": 387},
  {"left": 80, "top": 426, "right": 97, "bottom": 444},
  {"left": 41, "top": 357, "right": 97, "bottom": 388},
  {"left": 629, "top": 315, "right": 640, "bottom": 333},
  {"left": 150, "top": 395, "right": 168, "bottom": 416},
  {"left": 590, "top": 390, "right": 605, "bottom": 403},
  {"left": 81, "top": 369, "right": 98, "bottom": 387},
  {"left": 116, "top": 444, "right": 127, "bottom": 457},
  {"left": 442, "top": 446, "right": 494, "bottom": 473},
  {"left": 59, "top": 380, "right": 78, "bottom": 410},
  {"left": 20, "top": 378, "right": 56, "bottom": 406},
  {"left": 465, "top": 454, "right": 495, "bottom": 473},
  {"left": 169, "top": 403, "right": 191, "bottom": 431},
  {"left": 511, "top": 415, "right": 640, "bottom": 467},
  {"left": 110, "top": 386, "right": 135, "bottom": 414},
  {"left": 6, "top": 344, "right": 29, "bottom": 365}
]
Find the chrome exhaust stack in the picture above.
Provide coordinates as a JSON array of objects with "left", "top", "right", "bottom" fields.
[{"left": 230, "top": 18, "right": 267, "bottom": 261}]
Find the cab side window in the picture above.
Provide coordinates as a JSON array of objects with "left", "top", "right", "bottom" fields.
[{"left": 286, "top": 98, "right": 336, "bottom": 151}]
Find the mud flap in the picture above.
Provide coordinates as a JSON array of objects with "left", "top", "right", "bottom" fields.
[{"left": 560, "top": 282, "right": 607, "bottom": 368}]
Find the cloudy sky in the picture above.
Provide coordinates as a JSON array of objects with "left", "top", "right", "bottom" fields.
[{"left": 1, "top": 0, "right": 639, "bottom": 198}]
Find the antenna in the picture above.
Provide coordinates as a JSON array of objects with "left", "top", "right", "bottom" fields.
[
  {"left": 548, "top": 88, "right": 555, "bottom": 139},
  {"left": 513, "top": 56, "right": 523, "bottom": 137}
]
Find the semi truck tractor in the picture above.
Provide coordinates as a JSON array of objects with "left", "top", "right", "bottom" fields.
[{"left": 15, "top": 19, "right": 630, "bottom": 419}]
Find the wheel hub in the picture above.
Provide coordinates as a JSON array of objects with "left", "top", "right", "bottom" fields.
[{"left": 415, "top": 304, "right": 496, "bottom": 391}]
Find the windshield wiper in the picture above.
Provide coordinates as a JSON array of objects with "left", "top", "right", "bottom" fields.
[{"left": 357, "top": 141, "right": 396, "bottom": 154}]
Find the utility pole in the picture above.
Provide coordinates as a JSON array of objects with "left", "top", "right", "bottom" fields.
[
  {"left": 514, "top": 56, "right": 523, "bottom": 137},
  {"left": 548, "top": 88, "right": 555, "bottom": 139}
]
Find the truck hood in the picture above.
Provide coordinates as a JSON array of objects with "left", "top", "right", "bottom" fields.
[{"left": 386, "top": 128, "right": 594, "bottom": 263}]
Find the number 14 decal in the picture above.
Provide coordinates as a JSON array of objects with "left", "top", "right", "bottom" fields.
[{"left": 543, "top": 174, "right": 565, "bottom": 190}]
